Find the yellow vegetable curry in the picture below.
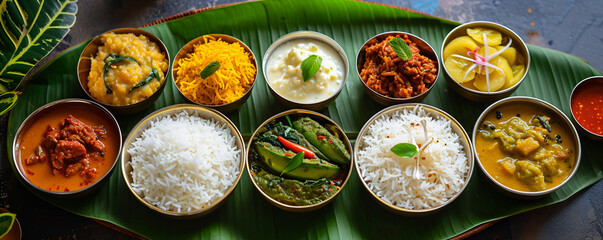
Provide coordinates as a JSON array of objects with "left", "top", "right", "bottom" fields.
[{"left": 475, "top": 104, "right": 575, "bottom": 192}]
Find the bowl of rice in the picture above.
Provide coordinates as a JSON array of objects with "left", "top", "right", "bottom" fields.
[
  {"left": 121, "top": 104, "right": 245, "bottom": 218},
  {"left": 172, "top": 34, "right": 257, "bottom": 114},
  {"left": 354, "top": 104, "right": 473, "bottom": 215}
]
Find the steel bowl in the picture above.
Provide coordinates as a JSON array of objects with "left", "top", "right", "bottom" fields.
[
  {"left": 570, "top": 76, "right": 603, "bottom": 141},
  {"left": 356, "top": 32, "right": 440, "bottom": 106},
  {"left": 262, "top": 31, "right": 349, "bottom": 110},
  {"left": 12, "top": 99, "right": 122, "bottom": 197},
  {"left": 77, "top": 28, "right": 170, "bottom": 115},
  {"left": 472, "top": 96, "right": 582, "bottom": 198},
  {"left": 441, "top": 21, "right": 530, "bottom": 102},
  {"left": 246, "top": 109, "right": 353, "bottom": 212},
  {"left": 172, "top": 34, "right": 257, "bottom": 114},
  {"left": 354, "top": 103, "right": 473, "bottom": 216},
  {"left": 121, "top": 104, "right": 246, "bottom": 218}
]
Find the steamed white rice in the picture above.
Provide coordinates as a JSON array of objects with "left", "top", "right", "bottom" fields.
[
  {"left": 127, "top": 110, "right": 241, "bottom": 212},
  {"left": 357, "top": 106, "right": 469, "bottom": 209}
]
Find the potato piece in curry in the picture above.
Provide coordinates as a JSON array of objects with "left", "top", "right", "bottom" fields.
[{"left": 475, "top": 104, "right": 575, "bottom": 192}]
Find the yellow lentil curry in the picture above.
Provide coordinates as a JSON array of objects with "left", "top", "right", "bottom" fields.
[
  {"left": 87, "top": 32, "right": 168, "bottom": 106},
  {"left": 475, "top": 104, "right": 575, "bottom": 192}
]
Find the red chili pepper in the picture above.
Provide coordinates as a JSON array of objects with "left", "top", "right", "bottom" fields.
[
  {"left": 328, "top": 139, "right": 332, "bottom": 144},
  {"left": 317, "top": 135, "right": 326, "bottom": 140},
  {"left": 284, "top": 152, "right": 294, "bottom": 157},
  {"left": 277, "top": 136, "right": 314, "bottom": 159}
]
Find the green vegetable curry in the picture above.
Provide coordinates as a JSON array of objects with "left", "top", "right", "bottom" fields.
[{"left": 249, "top": 115, "right": 350, "bottom": 206}]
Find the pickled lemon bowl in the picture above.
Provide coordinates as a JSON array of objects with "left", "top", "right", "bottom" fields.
[{"left": 441, "top": 21, "right": 530, "bottom": 102}]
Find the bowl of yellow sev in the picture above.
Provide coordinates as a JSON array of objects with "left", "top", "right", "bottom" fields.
[
  {"left": 172, "top": 34, "right": 258, "bottom": 114},
  {"left": 77, "top": 28, "right": 170, "bottom": 115}
]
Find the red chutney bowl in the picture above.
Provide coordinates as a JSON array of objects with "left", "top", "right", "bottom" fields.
[{"left": 570, "top": 76, "right": 603, "bottom": 141}]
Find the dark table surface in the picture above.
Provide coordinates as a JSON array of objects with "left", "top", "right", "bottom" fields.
[{"left": 1, "top": 0, "right": 601, "bottom": 239}]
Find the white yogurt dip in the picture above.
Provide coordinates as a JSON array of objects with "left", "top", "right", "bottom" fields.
[{"left": 266, "top": 39, "right": 345, "bottom": 103}]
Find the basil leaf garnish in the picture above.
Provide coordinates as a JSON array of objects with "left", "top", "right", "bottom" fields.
[
  {"left": 281, "top": 152, "right": 304, "bottom": 176},
  {"left": 301, "top": 55, "right": 322, "bottom": 82},
  {"left": 199, "top": 61, "right": 221, "bottom": 79},
  {"left": 388, "top": 37, "right": 412, "bottom": 61},
  {"left": 390, "top": 143, "right": 418, "bottom": 158}
]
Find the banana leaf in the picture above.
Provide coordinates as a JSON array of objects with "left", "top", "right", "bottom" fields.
[
  {"left": 7, "top": 0, "right": 602, "bottom": 239},
  {"left": 0, "top": 0, "right": 77, "bottom": 114}
]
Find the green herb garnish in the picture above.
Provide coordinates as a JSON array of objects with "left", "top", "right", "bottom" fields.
[
  {"left": 0, "top": 213, "right": 16, "bottom": 239},
  {"left": 200, "top": 61, "right": 221, "bottom": 79},
  {"left": 301, "top": 55, "right": 322, "bottom": 82},
  {"left": 280, "top": 152, "right": 304, "bottom": 176},
  {"left": 285, "top": 115, "right": 293, "bottom": 127},
  {"left": 391, "top": 143, "right": 418, "bottom": 158},
  {"left": 103, "top": 54, "right": 140, "bottom": 94},
  {"left": 129, "top": 68, "right": 160, "bottom": 93},
  {"left": 388, "top": 37, "right": 412, "bottom": 61}
]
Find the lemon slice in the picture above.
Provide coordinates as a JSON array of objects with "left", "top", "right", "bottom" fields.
[
  {"left": 497, "top": 46, "right": 518, "bottom": 66},
  {"left": 473, "top": 70, "right": 505, "bottom": 92},
  {"left": 444, "top": 57, "right": 476, "bottom": 83},
  {"left": 504, "top": 64, "right": 526, "bottom": 89},
  {"left": 467, "top": 27, "right": 502, "bottom": 46},
  {"left": 443, "top": 36, "right": 478, "bottom": 60}
]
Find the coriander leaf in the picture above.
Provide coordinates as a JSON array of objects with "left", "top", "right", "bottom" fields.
[
  {"left": 391, "top": 143, "right": 418, "bottom": 158},
  {"left": 388, "top": 37, "right": 412, "bottom": 61},
  {"left": 301, "top": 55, "right": 322, "bottom": 82},
  {"left": 200, "top": 61, "right": 221, "bottom": 79},
  {"left": 281, "top": 152, "right": 304, "bottom": 176}
]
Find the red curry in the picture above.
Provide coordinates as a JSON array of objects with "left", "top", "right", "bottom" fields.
[
  {"left": 18, "top": 106, "right": 119, "bottom": 192},
  {"left": 571, "top": 81, "right": 603, "bottom": 135}
]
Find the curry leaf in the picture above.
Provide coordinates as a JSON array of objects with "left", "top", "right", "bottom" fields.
[
  {"left": 200, "top": 61, "right": 220, "bottom": 79},
  {"left": 301, "top": 55, "right": 322, "bottom": 81},
  {"left": 280, "top": 152, "right": 304, "bottom": 176},
  {"left": 0, "top": 213, "right": 16, "bottom": 239},
  {"left": 391, "top": 143, "right": 418, "bottom": 158},
  {"left": 129, "top": 68, "right": 160, "bottom": 93},
  {"left": 388, "top": 37, "right": 412, "bottom": 61},
  {"left": 103, "top": 55, "right": 139, "bottom": 94}
]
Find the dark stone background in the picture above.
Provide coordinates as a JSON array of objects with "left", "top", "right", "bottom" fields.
[{"left": 0, "top": 0, "right": 600, "bottom": 239}]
